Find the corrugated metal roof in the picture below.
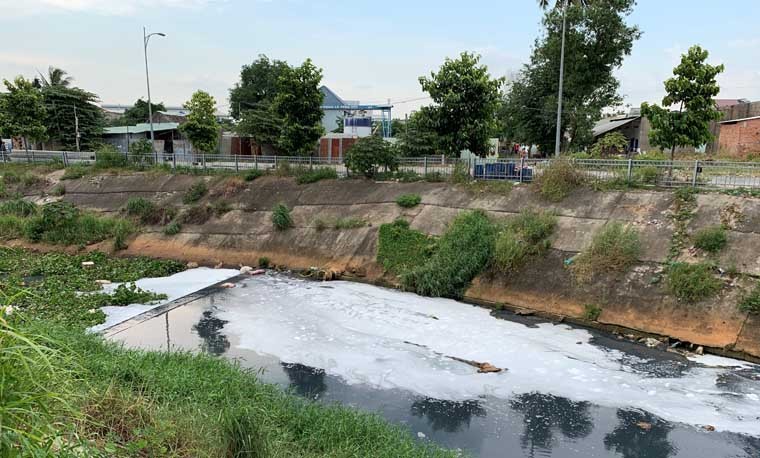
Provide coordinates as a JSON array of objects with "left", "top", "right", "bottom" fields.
[
  {"left": 720, "top": 115, "right": 760, "bottom": 124},
  {"left": 104, "top": 123, "right": 179, "bottom": 135},
  {"left": 592, "top": 116, "right": 639, "bottom": 137}
]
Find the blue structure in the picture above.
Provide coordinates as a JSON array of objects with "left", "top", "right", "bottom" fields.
[{"left": 320, "top": 86, "right": 393, "bottom": 138}]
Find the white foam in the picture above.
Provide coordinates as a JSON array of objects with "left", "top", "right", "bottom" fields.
[
  {"left": 216, "top": 274, "right": 760, "bottom": 436},
  {"left": 88, "top": 268, "right": 238, "bottom": 333}
]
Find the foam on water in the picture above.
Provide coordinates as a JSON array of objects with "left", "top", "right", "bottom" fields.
[
  {"left": 89, "top": 268, "right": 239, "bottom": 333},
  {"left": 216, "top": 274, "right": 760, "bottom": 436}
]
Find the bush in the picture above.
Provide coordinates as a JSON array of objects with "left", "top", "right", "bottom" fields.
[
  {"left": 50, "top": 183, "right": 66, "bottom": 196},
  {"left": 693, "top": 226, "right": 727, "bottom": 253},
  {"left": 212, "top": 200, "right": 233, "bottom": 216},
  {"left": 258, "top": 257, "right": 270, "bottom": 268},
  {"left": 344, "top": 136, "right": 399, "bottom": 178},
  {"left": 401, "top": 210, "right": 496, "bottom": 299},
  {"left": 296, "top": 167, "right": 338, "bottom": 184},
  {"left": 666, "top": 262, "right": 722, "bottom": 303},
  {"left": 634, "top": 166, "right": 660, "bottom": 185},
  {"left": 243, "top": 169, "right": 265, "bottom": 182},
  {"left": 212, "top": 177, "right": 247, "bottom": 198},
  {"left": 112, "top": 219, "right": 133, "bottom": 250},
  {"left": 583, "top": 304, "right": 603, "bottom": 321},
  {"left": 590, "top": 132, "right": 627, "bottom": 157},
  {"left": 94, "top": 145, "right": 128, "bottom": 168},
  {"left": 493, "top": 210, "right": 557, "bottom": 273},
  {"left": 183, "top": 181, "right": 208, "bottom": 204},
  {"left": 125, "top": 197, "right": 176, "bottom": 225},
  {"left": 377, "top": 219, "right": 436, "bottom": 276},
  {"left": 179, "top": 205, "right": 213, "bottom": 225},
  {"left": 536, "top": 159, "right": 583, "bottom": 202},
  {"left": 333, "top": 217, "right": 366, "bottom": 230},
  {"left": 0, "top": 199, "right": 37, "bottom": 217},
  {"left": 128, "top": 139, "right": 155, "bottom": 165},
  {"left": 61, "top": 165, "right": 89, "bottom": 180},
  {"left": 570, "top": 222, "right": 640, "bottom": 283},
  {"left": 272, "top": 203, "right": 293, "bottom": 230},
  {"left": 163, "top": 221, "right": 181, "bottom": 236},
  {"left": 396, "top": 194, "right": 422, "bottom": 208},
  {"left": 739, "top": 284, "right": 760, "bottom": 314},
  {"left": 0, "top": 215, "right": 26, "bottom": 240}
]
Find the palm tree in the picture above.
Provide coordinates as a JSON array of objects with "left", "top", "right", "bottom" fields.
[
  {"left": 537, "top": 0, "right": 592, "bottom": 156},
  {"left": 37, "top": 66, "right": 73, "bottom": 88}
]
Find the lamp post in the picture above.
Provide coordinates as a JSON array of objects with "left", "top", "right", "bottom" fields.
[
  {"left": 554, "top": 0, "right": 567, "bottom": 157},
  {"left": 143, "top": 26, "right": 166, "bottom": 160}
]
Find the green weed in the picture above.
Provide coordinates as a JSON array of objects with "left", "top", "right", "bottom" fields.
[
  {"left": 396, "top": 194, "right": 422, "bottom": 208},
  {"left": 296, "top": 167, "right": 338, "bottom": 184},
  {"left": 272, "top": 203, "right": 293, "bottom": 231},
  {"left": 739, "top": 283, "right": 760, "bottom": 314},
  {"left": 333, "top": 217, "right": 366, "bottom": 230},
  {"left": 535, "top": 160, "right": 583, "bottom": 202},
  {"left": 583, "top": 304, "right": 603, "bottom": 321},
  {"left": 0, "top": 198, "right": 37, "bottom": 217},
  {"left": 243, "top": 169, "right": 265, "bottom": 182},
  {"left": 693, "top": 226, "right": 728, "bottom": 253},
  {"left": 493, "top": 210, "right": 557, "bottom": 273},
  {"left": 183, "top": 181, "right": 208, "bottom": 204},
  {"left": 571, "top": 222, "right": 641, "bottom": 283},
  {"left": 163, "top": 221, "right": 181, "bottom": 236},
  {"left": 377, "top": 219, "right": 436, "bottom": 276},
  {"left": 258, "top": 257, "right": 270, "bottom": 268},
  {"left": 666, "top": 262, "right": 722, "bottom": 303}
]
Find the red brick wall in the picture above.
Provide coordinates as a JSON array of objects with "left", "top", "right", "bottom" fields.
[{"left": 719, "top": 118, "right": 760, "bottom": 158}]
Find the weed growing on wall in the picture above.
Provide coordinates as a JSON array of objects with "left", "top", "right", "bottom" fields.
[
  {"left": 583, "top": 304, "right": 603, "bottom": 321},
  {"left": 333, "top": 217, "right": 366, "bottom": 230},
  {"left": 666, "top": 262, "right": 722, "bottom": 303},
  {"left": 693, "top": 226, "right": 728, "bottom": 253},
  {"left": 396, "top": 194, "right": 422, "bottom": 208},
  {"left": 570, "top": 222, "right": 641, "bottom": 283},
  {"left": 535, "top": 160, "right": 583, "bottom": 202},
  {"left": 183, "top": 181, "right": 208, "bottom": 204},
  {"left": 296, "top": 167, "right": 338, "bottom": 184},
  {"left": 124, "top": 197, "right": 176, "bottom": 226},
  {"left": 272, "top": 203, "right": 293, "bottom": 230},
  {"left": 377, "top": 219, "right": 437, "bottom": 276},
  {"left": 401, "top": 210, "right": 496, "bottom": 299},
  {"left": 739, "top": 283, "right": 760, "bottom": 314},
  {"left": 163, "top": 221, "right": 181, "bottom": 236},
  {"left": 493, "top": 210, "right": 557, "bottom": 273}
]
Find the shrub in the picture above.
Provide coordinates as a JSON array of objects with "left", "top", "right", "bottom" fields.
[
  {"left": 344, "top": 136, "right": 399, "bottom": 178},
  {"left": 272, "top": 203, "right": 293, "bottom": 230},
  {"left": 163, "top": 221, "right": 181, "bottom": 236},
  {"left": 571, "top": 222, "right": 640, "bottom": 283},
  {"left": 0, "top": 199, "right": 37, "bottom": 217},
  {"left": 213, "top": 177, "right": 247, "bottom": 198},
  {"left": 449, "top": 161, "right": 471, "bottom": 185},
  {"left": 125, "top": 197, "right": 176, "bottom": 225},
  {"left": 333, "top": 217, "right": 366, "bottom": 230},
  {"left": 634, "top": 166, "right": 659, "bottom": 185},
  {"left": 739, "top": 283, "right": 760, "bottom": 314},
  {"left": 583, "top": 304, "right": 603, "bottom": 321},
  {"left": 243, "top": 168, "right": 265, "bottom": 182},
  {"left": 61, "top": 165, "right": 89, "bottom": 180},
  {"left": 666, "top": 262, "right": 722, "bottom": 303},
  {"left": 396, "top": 194, "right": 422, "bottom": 208},
  {"left": 183, "top": 181, "right": 208, "bottom": 204},
  {"left": 590, "top": 132, "right": 627, "bottom": 157},
  {"left": 637, "top": 151, "right": 668, "bottom": 161},
  {"left": 258, "top": 257, "right": 270, "bottom": 268},
  {"left": 0, "top": 215, "right": 26, "bottom": 240},
  {"left": 128, "top": 139, "right": 155, "bottom": 165},
  {"left": 212, "top": 200, "right": 233, "bottom": 216},
  {"left": 296, "top": 167, "right": 338, "bottom": 184},
  {"left": 50, "top": 183, "right": 66, "bottom": 196},
  {"left": 535, "top": 159, "right": 583, "bottom": 202},
  {"left": 493, "top": 210, "right": 557, "bottom": 273},
  {"left": 179, "top": 205, "right": 213, "bottom": 225},
  {"left": 94, "top": 145, "right": 128, "bottom": 168},
  {"left": 693, "top": 226, "right": 727, "bottom": 253},
  {"left": 377, "top": 219, "right": 436, "bottom": 276},
  {"left": 401, "top": 210, "right": 496, "bottom": 299},
  {"left": 112, "top": 219, "right": 134, "bottom": 250}
]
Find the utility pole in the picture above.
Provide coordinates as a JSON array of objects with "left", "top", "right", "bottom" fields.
[
  {"left": 73, "top": 106, "right": 80, "bottom": 152},
  {"left": 554, "top": 0, "right": 567, "bottom": 157},
  {"left": 143, "top": 26, "right": 166, "bottom": 161}
]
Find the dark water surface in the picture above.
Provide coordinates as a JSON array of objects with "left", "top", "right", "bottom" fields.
[{"left": 106, "top": 281, "right": 760, "bottom": 458}]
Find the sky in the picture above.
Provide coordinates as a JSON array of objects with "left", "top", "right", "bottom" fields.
[{"left": 1, "top": 0, "right": 759, "bottom": 118}]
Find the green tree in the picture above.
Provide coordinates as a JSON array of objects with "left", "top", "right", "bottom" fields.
[
  {"left": 590, "top": 131, "right": 628, "bottom": 157},
  {"left": 229, "top": 55, "right": 289, "bottom": 120},
  {"left": 41, "top": 82, "right": 105, "bottom": 151},
  {"left": 419, "top": 52, "right": 503, "bottom": 157},
  {"left": 502, "top": 0, "right": 640, "bottom": 154},
  {"left": 120, "top": 98, "right": 166, "bottom": 125},
  {"left": 36, "top": 66, "right": 74, "bottom": 88},
  {"left": 344, "top": 136, "right": 399, "bottom": 178},
  {"left": 641, "top": 46, "right": 724, "bottom": 161},
  {"left": 272, "top": 59, "right": 325, "bottom": 156},
  {"left": 395, "top": 109, "right": 442, "bottom": 156},
  {"left": 0, "top": 77, "right": 47, "bottom": 150},
  {"left": 180, "top": 90, "right": 221, "bottom": 154}
]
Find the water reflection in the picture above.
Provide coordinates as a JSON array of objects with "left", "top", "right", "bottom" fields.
[
  {"left": 410, "top": 398, "right": 486, "bottom": 433},
  {"left": 281, "top": 363, "right": 327, "bottom": 399},
  {"left": 741, "top": 435, "right": 760, "bottom": 457},
  {"left": 510, "top": 393, "right": 593, "bottom": 455},
  {"left": 192, "top": 310, "right": 230, "bottom": 356},
  {"left": 603, "top": 410, "right": 675, "bottom": 458}
]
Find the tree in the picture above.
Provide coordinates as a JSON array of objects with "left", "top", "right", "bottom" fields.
[
  {"left": 590, "top": 131, "right": 628, "bottom": 157},
  {"left": 0, "top": 77, "right": 47, "bottom": 150},
  {"left": 272, "top": 59, "right": 325, "bottom": 156},
  {"left": 395, "top": 109, "right": 442, "bottom": 156},
  {"left": 180, "top": 90, "right": 221, "bottom": 154},
  {"left": 229, "top": 55, "right": 289, "bottom": 120},
  {"left": 36, "top": 66, "right": 74, "bottom": 88},
  {"left": 641, "top": 45, "right": 724, "bottom": 161},
  {"left": 503, "top": 0, "right": 640, "bottom": 155},
  {"left": 419, "top": 52, "right": 503, "bottom": 157},
  {"left": 344, "top": 136, "right": 399, "bottom": 178},
  {"left": 120, "top": 98, "right": 166, "bottom": 125},
  {"left": 41, "top": 84, "right": 105, "bottom": 151}
]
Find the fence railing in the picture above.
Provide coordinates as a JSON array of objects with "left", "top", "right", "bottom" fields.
[{"left": 6, "top": 150, "right": 760, "bottom": 190}]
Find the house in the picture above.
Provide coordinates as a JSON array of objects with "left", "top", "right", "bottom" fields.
[
  {"left": 319, "top": 86, "right": 393, "bottom": 138},
  {"left": 718, "top": 116, "right": 760, "bottom": 158},
  {"left": 592, "top": 108, "right": 651, "bottom": 153},
  {"left": 102, "top": 122, "right": 190, "bottom": 157}
]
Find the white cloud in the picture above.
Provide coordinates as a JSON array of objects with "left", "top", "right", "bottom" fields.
[{"left": 0, "top": 0, "right": 221, "bottom": 17}]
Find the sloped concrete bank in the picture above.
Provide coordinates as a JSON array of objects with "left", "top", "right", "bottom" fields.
[{"left": 37, "top": 173, "right": 760, "bottom": 361}]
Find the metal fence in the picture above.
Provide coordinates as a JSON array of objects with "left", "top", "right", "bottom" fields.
[{"left": 6, "top": 149, "right": 760, "bottom": 190}]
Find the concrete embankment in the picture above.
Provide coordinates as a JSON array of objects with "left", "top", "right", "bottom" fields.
[{"left": 30, "top": 173, "right": 760, "bottom": 361}]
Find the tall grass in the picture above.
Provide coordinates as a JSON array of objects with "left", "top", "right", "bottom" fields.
[
  {"left": 377, "top": 219, "right": 437, "bottom": 276},
  {"left": 401, "top": 210, "right": 496, "bottom": 299},
  {"left": 0, "top": 198, "right": 38, "bottom": 217},
  {"left": 272, "top": 203, "right": 293, "bottom": 231},
  {"left": 666, "top": 262, "right": 722, "bottom": 303},
  {"left": 535, "top": 160, "right": 583, "bottom": 202},
  {"left": 493, "top": 210, "right": 557, "bottom": 273},
  {"left": 693, "top": 226, "right": 728, "bottom": 253},
  {"left": 570, "top": 222, "right": 640, "bottom": 283}
]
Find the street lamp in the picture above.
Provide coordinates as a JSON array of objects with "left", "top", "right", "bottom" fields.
[
  {"left": 554, "top": 0, "right": 567, "bottom": 157},
  {"left": 143, "top": 27, "right": 166, "bottom": 159}
]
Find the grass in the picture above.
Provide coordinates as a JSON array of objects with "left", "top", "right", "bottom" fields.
[
  {"left": 377, "top": 219, "right": 437, "bottom": 276},
  {"left": 460, "top": 180, "right": 514, "bottom": 195},
  {"left": 124, "top": 197, "right": 176, "bottom": 226},
  {"left": 243, "top": 169, "right": 265, "bottom": 182},
  {"left": 583, "top": 304, "right": 603, "bottom": 321},
  {"left": 693, "top": 226, "right": 728, "bottom": 253},
  {"left": 535, "top": 160, "right": 583, "bottom": 202},
  {"left": 61, "top": 164, "right": 90, "bottom": 180},
  {"left": 296, "top": 167, "right": 338, "bottom": 184},
  {"left": 0, "top": 198, "right": 38, "bottom": 217},
  {"left": 183, "top": 181, "right": 208, "bottom": 204},
  {"left": 401, "top": 210, "right": 496, "bottom": 299},
  {"left": 493, "top": 210, "right": 557, "bottom": 273},
  {"left": 0, "top": 215, "right": 26, "bottom": 240},
  {"left": 739, "top": 283, "right": 760, "bottom": 314},
  {"left": 211, "top": 200, "right": 233, "bottom": 216},
  {"left": 212, "top": 176, "right": 247, "bottom": 198},
  {"left": 1, "top": 249, "right": 457, "bottom": 457},
  {"left": 666, "top": 262, "right": 722, "bottom": 303},
  {"left": 313, "top": 217, "right": 328, "bottom": 231},
  {"left": 163, "top": 221, "right": 182, "bottom": 236},
  {"left": 570, "top": 222, "right": 641, "bottom": 283},
  {"left": 258, "top": 257, "right": 270, "bottom": 268},
  {"left": 396, "top": 194, "right": 422, "bottom": 208},
  {"left": 272, "top": 203, "right": 293, "bottom": 231},
  {"left": 333, "top": 217, "right": 367, "bottom": 230},
  {"left": 179, "top": 205, "right": 214, "bottom": 225}
]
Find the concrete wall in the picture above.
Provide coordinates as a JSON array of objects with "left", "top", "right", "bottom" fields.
[
  {"left": 719, "top": 118, "right": 760, "bottom": 157},
  {"left": 31, "top": 174, "right": 760, "bottom": 361}
]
